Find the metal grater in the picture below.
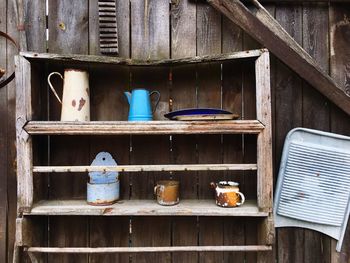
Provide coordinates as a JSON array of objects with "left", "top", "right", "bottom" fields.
[
  {"left": 98, "top": 0, "right": 118, "bottom": 55},
  {"left": 274, "top": 128, "right": 350, "bottom": 252}
]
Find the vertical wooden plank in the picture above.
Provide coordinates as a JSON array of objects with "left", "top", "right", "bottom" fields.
[
  {"left": 302, "top": 4, "right": 331, "bottom": 263},
  {"left": 115, "top": 0, "right": 130, "bottom": 58},
  {"left": 25, "top": 0, "right": 47, "bottom": 53},
  {"left": 48, "top": 1, "right": 88, "bottom": 54},
  {"left": 131, "top": 0, "right": 169, "bottom": 60},
  {"left": 88, "top": 0, "right": 131, "bottom": 261},
  {"left": 130, "top": 1, "right": 171, "bottom": 262},
  {"left": 7, "top": 0, "right": 19, "bottom": 261},
  {"left": 24, "top": 3, "right": 48, "bottom": 262},
  {"left": 48, "top": 1, "right": 89, "bottom": 262},
  {"left": 242, "top": 61, "right": 257, "bottom": 263},
  {"left": 89, "top": 0, "right": 100, "bottom": 55},
  {"left": 274, "top": 5, "right": 304, "bottom": 263},
  {"left": 15, "top": 56, "right": 33, "bottom": 213},
  {"left": 256, "top": 51, "right": 274, "bottom": 263},
  {"left": 0, "top": 0, "right": 7, "bottom": 261},
  {"left": 196, "top": 2, "right": 223, "bottom": 263},
  {"left": 222, "top": 15, "right": 245, "bottom": 263},
  {"left": 241, "top": 8, "right": 277, "bottom": 263},
  {"left": 170, "top": 1, "right": 198, "bottom": 262},
  {"left": 329, "top": 5, "right": 350, "bottom": 263}
]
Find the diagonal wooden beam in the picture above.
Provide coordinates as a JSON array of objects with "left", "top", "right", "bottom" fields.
[{"left": 207, "top": 0, "right": 350, "bottom": 116}]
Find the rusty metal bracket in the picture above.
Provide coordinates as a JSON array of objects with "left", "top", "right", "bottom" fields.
[{"left": 207, "top": 0, "right": 350, "bottom": 116}]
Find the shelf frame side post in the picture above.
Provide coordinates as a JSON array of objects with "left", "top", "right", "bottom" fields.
[
  {"left": 15, "top": 55, "right": 33, "bottom": 214},
  {"left": 255, "top": 51, "right": 274, "bottom": 262}
]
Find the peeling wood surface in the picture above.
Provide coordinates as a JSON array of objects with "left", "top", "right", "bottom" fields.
[
  {"left": 27, "top": 245, "right": 272, "bottom": 253},
  {"left": 32, "top": 163, "right": 258, "bottom": 173},
  {"left": 27, "top": 199, "right": 267, "bottom": 217},
  {"left": 3, "top": 1, "right": 350, "bottom": 263},
  {"left": 21, "top": 49, "right": 263, "bottom": 65},
  {"left": 25, "top": 120, "right": 265, "bottom": 135}
]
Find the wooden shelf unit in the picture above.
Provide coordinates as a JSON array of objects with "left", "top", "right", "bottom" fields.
[{"left": 15, "top": 49, "right": 274, "bottom": 261}]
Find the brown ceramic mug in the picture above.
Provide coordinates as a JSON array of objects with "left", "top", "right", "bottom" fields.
[
  {"left": 154, "top": 180, "right": 180, "bottom": 206},
  {"left": 210, "top": 181, "right": 245, "bottom": 208}
]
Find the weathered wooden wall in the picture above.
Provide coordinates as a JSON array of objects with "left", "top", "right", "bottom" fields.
[{"left": 1, "top": 0, "right": 350, "bottom": 262}]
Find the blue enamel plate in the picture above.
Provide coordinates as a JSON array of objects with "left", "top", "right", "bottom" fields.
[{"left": 164, "top": 108, "right": 239, "bottom": 121}]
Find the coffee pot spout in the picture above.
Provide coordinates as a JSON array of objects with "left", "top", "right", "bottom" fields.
[{"left": 124, "top": 91, "right": 132, "bottom": 105}]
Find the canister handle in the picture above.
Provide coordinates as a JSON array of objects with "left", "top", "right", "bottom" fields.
[
  {"left": 47, "top": 72, "right": 64, "bottom": 104},
  {"left": 236, "top": 192, "right": 246, "bottom": 206}
]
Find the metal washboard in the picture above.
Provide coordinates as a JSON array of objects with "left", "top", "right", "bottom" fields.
[{"left": 274, "top": 128, "right": 350, "bottom": 252}]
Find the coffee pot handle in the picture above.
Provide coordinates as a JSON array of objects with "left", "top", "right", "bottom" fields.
[
  {"left": 236, "top": 192, "right": 246, "bottom": 206},
  {"left": 150, "top": 90, "right": 161, "bottom": 113},
  {"left": 47, "top": 72, "right": 63, "bottom": 104}
]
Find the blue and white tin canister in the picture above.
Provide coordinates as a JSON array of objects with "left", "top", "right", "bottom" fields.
[{"left": 87, "top": 152, "right": 119, "bottom": 205}]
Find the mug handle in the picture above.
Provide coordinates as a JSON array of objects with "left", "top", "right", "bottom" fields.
[
  {"left": 47, "top": 72, "right": 63, "bottom": 104},
  {"left": 150, "top": 90, "right": 161, "bottom": 113},
  {"left": 236, "top": 192, "right": 246, "bottom": 206},
  {"left": 154, "top": 185, "right": 160, "bottom": 196}
]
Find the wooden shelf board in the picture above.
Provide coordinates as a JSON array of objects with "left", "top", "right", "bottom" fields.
[
  {"left": 21, "top": 49, "right": 264, "bottom": 66},
  {"left": 26, "top": 199, "right": 267, "bottom": 217},
  {"left": 24, "top": 120, "right": 264, "bottom": 135},
  {"left": 32, "top": 163, "right": 257, "bottom": 173},
  {"left": 26, "top": 245, "right": 272, "bottom": 253}
]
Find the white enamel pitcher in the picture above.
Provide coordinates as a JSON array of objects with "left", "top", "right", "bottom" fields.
[{"left": 47, "top": 69, "right": 90, "bottom": 121}]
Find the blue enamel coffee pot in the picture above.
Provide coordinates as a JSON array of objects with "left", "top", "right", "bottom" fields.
[{"left": 124, "top": 89, "right": 160, "bottom": 121}]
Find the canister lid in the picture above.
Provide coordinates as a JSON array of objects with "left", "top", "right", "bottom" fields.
[{"left": 89, "top": 152, "right": 118, "bottom": 184}]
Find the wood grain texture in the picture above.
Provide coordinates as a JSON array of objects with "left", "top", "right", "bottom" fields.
[
  {"left": 48, "top": 0, "right": 88, "bottom": 54},
  {"left": 131, "top": 0, "right": 169, "bottom": 60},
  {"left": 15, "top": 1, "right": 47, "bottom": 262},
  {"left": 222, "top": 9, "right": 245, "bottom": 263},
  {"left": 242, "top": 10, "right": 259, "bottom": 262},
  {"left": 130, "top": 1, "right": 171, "bottom": 262},
  {"left": 28, "top": 199, "right": 267, "bottom": 217},
  {"left": 170, "top": 2, "right": 198, "bottom": 261},
  {"left": 329, "top": 5, "right": 350, "bottom": 263},
  {"left": 256, "top": 51, "right": 274, "bottom": 263},
  {"left": 33, "top": 163, "right": 258, "bottom": 173},
  {"left": 196, "top": 3, "right": 223, "bottom": 263},
  {"left": 25, "top": 120, "right": 265, "bottom": 135},
  {"left": 275, "top": 5, "right": 304, "bottom": 263},
  {"left": 15, "top": 56, "right": 33, "bottom": 212},
  {"left": 302, "top": 4, "right": 331, "bottom": 263},
  {"left": 88, "top": 65, "right": 130, "bottom": 262},
  {"left": 25, "top": 0, "right": 46, "bottom": 53},
  {"left": 27, "top": 245, "right": 272, "bottom": 253},
  {"left": 21, "top": 49, "right": 264, "bottom": 65},
  {"left": 48, "top": 1, "right": 89, "bottom": 262},
  {"left": 0, "top": 0, "right": 7, "bottom": 260},
  {"left": 208, "top": 0, "right": 350, "bottom": 116},
  {"left": 7, "top": 1, "right": 19, "bottom": 261},
  {"left": 116, "top": 0, "right": 130, "bottom": 58}
]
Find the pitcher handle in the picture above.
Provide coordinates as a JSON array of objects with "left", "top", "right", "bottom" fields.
[
  {"left": 150, "top": 90, "right": 161, "bottom": 113},
  {"left": 47, "top": 72, "right": 63, "bottom": 104}
]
